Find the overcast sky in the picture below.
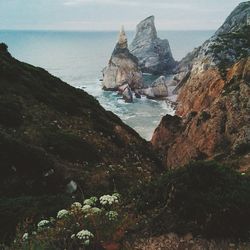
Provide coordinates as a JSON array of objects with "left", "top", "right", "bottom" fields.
[{"left": 0, "top": 0, "right": 245, "bottom": 31}]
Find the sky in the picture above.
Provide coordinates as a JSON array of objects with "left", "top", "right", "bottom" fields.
[{"left": 0, "top": 0, "right": 245, "bottom": 31}]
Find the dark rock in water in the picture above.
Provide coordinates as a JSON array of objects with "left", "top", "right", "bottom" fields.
[
  {"left": 118, "top": 83, "right": 133, "bottom": 102},
  {"left": 134, "top": 91, "right": 141, "bottom": 99},
  {"left": 102, "top": 26, "right": 144, "bottom": 90},
  {"left": 129, "top": 16, "right": 176, "bottom": 75},
  {"left": 122, "top": 84, "right": 133, "bottom": 103}
]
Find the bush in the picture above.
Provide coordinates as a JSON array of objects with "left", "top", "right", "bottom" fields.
[
  {"left": 134, "top": 161, "right": 250, "bottom": 239},
  {"left": 12, "top": 193, "right": 133, "bottom": 249}
]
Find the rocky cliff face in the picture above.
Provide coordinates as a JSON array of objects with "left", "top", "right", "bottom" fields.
[
  {"left": 152, "top": 2, "right": 250, "bottom": 168},
  {"left": 129, "top": 16, "right": 176, "bottom": 75},
  {"left": 102, "top": 27, "right": 143, "bottom": 91},
  {"left": 0, "top": 43, "right": 160, "bottom": 241}
]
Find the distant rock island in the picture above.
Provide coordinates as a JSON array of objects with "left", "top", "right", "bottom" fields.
[
  {"left": 102, "top": 26, "right": 143, "bottom": 102},
  {"left": 102, "top": 17, "right": 176, "bottom": 102},
  {"left": 130, "top": 16, "right": 176, "bottom": 75}
]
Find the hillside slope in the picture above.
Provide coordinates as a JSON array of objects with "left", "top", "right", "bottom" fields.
[{"left": 0, "top": 43, "right": 160, "bottom": 242}]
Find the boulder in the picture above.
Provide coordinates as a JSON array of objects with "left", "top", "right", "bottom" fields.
[
  {"left": 102, "top": 26, "right": 143, "bottom": 90},
  {"left": 121, "top": 84, "right": 133, "bottom": 103},
  {"left": 141, "top": 76, "right": 168, "bottom": 99},
  {"left": 129, "top": 16, "right": 176, "bottom": 74}
]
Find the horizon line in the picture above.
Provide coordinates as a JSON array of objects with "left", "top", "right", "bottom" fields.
[{"left": 0, "top": 28, "right": 216, "bottom": 32}]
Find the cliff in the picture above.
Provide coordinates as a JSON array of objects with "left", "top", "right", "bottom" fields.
[
  {"left": 152, "top": 2, "right": 250, "bottom": 168},
  {"left": 0, "top": 43, "right": 159, "bottom": 242}
]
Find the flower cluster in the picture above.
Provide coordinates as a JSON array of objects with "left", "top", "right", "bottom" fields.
[
  {"left": 37, "top": 220, "right": 50, "bottom": 228},
  {"left": 82, "top": 204, "right": 91, "bottom": 212},
  {"left": 57, "top": 209, "right": 69, "bottom": 219},
  {"left": 15, "top": 193, "right": 122, "bottom": 249},
  {"left": 90, "top": 207, "right": 102, "bottom": 214},
  {"left": 105, "top": 211, "right": 118, "bottom": 221},
  {"left": 100, "top": 194, "right": 119, "bottom": 206},
  {"left": 71, "top": 202, "right": 82, "bottom": 209},
  {"left": 76, "top": 229, "right": 94, "bottom": 246},
  {"left": 83, "top": 196, "right": 98, "bottom": 206}
]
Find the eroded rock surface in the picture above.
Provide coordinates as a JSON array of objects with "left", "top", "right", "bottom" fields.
[
  {"left": 129, "top": 16, "right": 176, "bottom": 74},
  {"left": 102, "top": 26, "right": 143, "bottom": 90},
  {"left": 152, "top": 2, "right": 250, "bottom": 168}
]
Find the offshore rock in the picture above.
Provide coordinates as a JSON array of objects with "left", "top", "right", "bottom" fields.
[
  {"left": 118, "top": 84, "right": 133, "bottom": 102},
  {"left": 141, "top": 75, "right": 168, "bottom": 99},
  {"left": 129, "top": 16, "right": 176, "bottom": 74},
  {"left": 102, "top": 26, "right": 143, "bottom": 90}
]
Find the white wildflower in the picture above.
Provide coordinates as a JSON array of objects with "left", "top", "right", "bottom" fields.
[
  {"left": 57, "top": 209, "right": 69, "bottom": 219},
  {"left": 89, "top": 196, "right": 98, "bottom": 204},
  {"left": 76, "top": 229, "right": 94, "bottom": 245},
  {"left": 100, "top": 194, "right": 119, "bottom": 206},
  {"left": 71, "top": 234, "right": 76, "bottom": 239},
  {"left": 37, "top": 220, "right": 50, "bottom": 228},
  {"left": 105, "top": 211, "right": 118, "bottom": 221},
  {"left": 22, "top": 233, "right": 29, "bottom": 241},
  {"left": 241, "top": 172, "right": 246, "bottom": 176},
  {"left": 90, "top": 207, "right": 102, "bottom": 214},
  {"left": 71, "top": 202, "right": 82, "bottom": 209},
  {"left": 83, "top": 198, "right": 94, "bottom": 206},
  {"left": 82, "top": 204, "right": 91, "bottom": 212}
]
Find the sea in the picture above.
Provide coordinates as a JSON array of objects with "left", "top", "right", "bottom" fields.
[{"left": 0, "top": 30, "right": 214, "bottom": 140}]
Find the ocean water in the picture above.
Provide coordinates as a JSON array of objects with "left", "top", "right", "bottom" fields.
[{"left": 0, "top": 30, "right": 214, "bottom": 140}]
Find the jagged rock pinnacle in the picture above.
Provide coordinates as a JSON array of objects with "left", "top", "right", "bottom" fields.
[
  {"left": 118, "top": 25, "right": 128, "bottom": 49},
  {"left": 129, "top": 16, "right": 176, "bottom": 74}
]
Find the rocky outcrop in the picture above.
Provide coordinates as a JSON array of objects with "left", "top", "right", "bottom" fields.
[
  {"left": 102, "top": 26, "right": 143, "bottom": 90},
  {"left": 152, "top": 2, "right": 250, "bottom": 168},
  {"left": 140, "top": 75, "right": 168, "bottom": 98},
  {"left": 118, "top": 84, "right": 133, "bottom": 102},
  {"left": 129, "top": 16, "right": 176, "bottom": 74}
]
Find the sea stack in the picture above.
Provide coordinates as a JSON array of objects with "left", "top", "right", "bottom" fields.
[
  {"left": 129, "top": 16, "right": 176, "bottom": 75},
  {"left": 102, "top": 26, "right": 143, "bottom": 92}
]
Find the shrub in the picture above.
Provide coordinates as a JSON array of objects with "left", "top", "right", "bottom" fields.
[
  {"left": 12, "top": 193, "right": 133, "bottom": 249},
  {"left": 134, "top": 161, "right": 250, "bottom": 239}
]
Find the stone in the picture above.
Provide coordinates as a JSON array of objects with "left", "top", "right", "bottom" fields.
[
  {"left": 141, "top": 76, "right": 168, "bottom": 99},
  {"left": 129, "top": 16, "right": 176, "bottom": 74},
  {"left": 102, "top": 26, "right": 143, "bottom": 90},
  {"left": 119, "top": 84, "right": 133, "bottom": 103}
]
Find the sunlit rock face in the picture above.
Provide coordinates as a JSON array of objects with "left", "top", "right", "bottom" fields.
[
  {"left": 152, "top": 2, "right": 250, "bottom": 169},
  {"left": 129, "top": 16, "right": 176, "bottom": 75},
  {"left": 102, "top": 26, "right": 143, "bottom": 91}
]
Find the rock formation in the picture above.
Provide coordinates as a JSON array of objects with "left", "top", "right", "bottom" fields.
[
  {"left": 140, "top": 75, "right": 168, "bottom": 99},
  {"left": 152, "top": 2, "right": 250, "bottom": 169},
  {"left": 102, "top": 26, "right": 143, "bottom": 91},
  {"left": 129, "top": 16, "right": 176, "bottom": 74}
]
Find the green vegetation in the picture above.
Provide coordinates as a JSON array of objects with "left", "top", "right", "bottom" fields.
[
  {"left": 134, "top": 161, "right": 250, "bottom": 239},
  {"left": 209, "top": 25, "right": 250, "bottom": 77},
  {"left": 0, "top": 44, "right": 159, "bottom": 245},
  {"left": 11, "top": 193, "right": 131, "bottom": 250}
]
